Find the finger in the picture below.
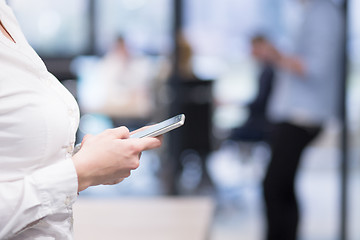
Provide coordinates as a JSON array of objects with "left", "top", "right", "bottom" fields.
[
  {"left": 130, "top": 136, "right": 163, "bottom": 152},
  {"left": 130, "top": 124, "right": 155, "bottom": 135},
  {"left": 156, "top": 135, "right": 164, "bottom": 142},
  {"left": 104, "top": 126, "right": 130, "bottom": 139}
]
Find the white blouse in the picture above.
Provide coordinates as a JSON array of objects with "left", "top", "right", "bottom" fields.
[{"left": 0, "top": 1, "right": 80, "bottom": 239}]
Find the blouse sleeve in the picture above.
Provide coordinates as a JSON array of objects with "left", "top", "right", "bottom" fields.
[{"left": 0, "top": 157, "right": 78, "bottom": 238}]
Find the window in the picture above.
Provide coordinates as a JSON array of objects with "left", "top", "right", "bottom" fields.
[
  {"left": 95, "top": 0, "right": 172, "bottom": 55},
  {"left": 8, "top": 0, "right": 172, "bottom": 57},
  {"left": 9, "top": 0, "right": 90, "bottom": 57}
]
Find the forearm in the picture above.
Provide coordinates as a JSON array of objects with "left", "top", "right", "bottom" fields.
[
  {"left": 274, "top": 53, "right": 305, "bottom": 76},
  {"left": 72, "top": 155, "right": 93, "bottom": 192}
]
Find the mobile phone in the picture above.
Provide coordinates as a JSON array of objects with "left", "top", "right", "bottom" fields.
[{"left": 130, "top": 114, "right": 185, "bottom": 138}]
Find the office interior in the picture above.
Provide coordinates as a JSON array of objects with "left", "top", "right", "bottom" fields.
[{"left": 7, "top": 0, "right": 360, "bottom": 239}]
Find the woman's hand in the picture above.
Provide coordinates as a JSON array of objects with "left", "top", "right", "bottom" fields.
[{"left": 72, "top": 126, "right": 162, "bottom": 192}]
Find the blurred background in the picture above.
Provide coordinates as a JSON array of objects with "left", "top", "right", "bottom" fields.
[{"left": 7, "top": 0, "right": 360, "bottom": 239}]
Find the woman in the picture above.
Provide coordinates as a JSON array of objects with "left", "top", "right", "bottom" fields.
[{"left": 0, "top": 1, "right": 162, "bottom": 239}]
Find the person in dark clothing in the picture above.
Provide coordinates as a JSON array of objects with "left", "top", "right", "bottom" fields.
[
  {"left": 229, "top": 35, "right": 275, "bottom": 142},
  {"left": 263, "top": 123, "right": 321, "bottom": 240}
]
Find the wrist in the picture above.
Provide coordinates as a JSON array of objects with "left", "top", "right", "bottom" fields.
[{"left": 72, "top": 155, "right": 92, "bottom": 192}]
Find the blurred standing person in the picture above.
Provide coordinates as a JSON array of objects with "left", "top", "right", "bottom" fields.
[{"left": 262, "top": 0, "right": 343, "bottom": 240}]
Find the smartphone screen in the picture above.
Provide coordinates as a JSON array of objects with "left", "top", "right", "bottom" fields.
[{"left": 130, "top": 114, "right": 185, "bottom": 138}]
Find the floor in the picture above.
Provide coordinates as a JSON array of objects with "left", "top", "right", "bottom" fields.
[
  {"left": 78, "top": 139, "right": 360, "bottom": 240},
  {"left": 73, "top": 197, "right": 214, "bottom": 240}
]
